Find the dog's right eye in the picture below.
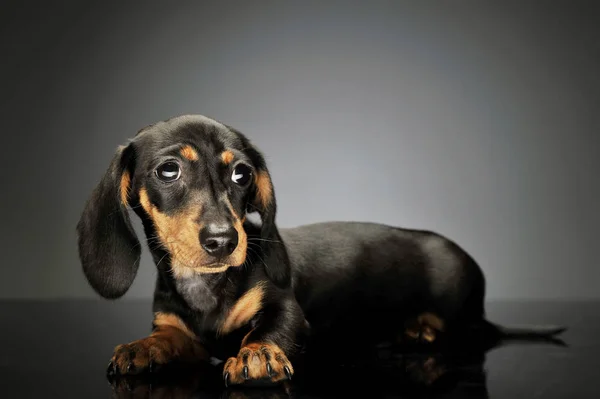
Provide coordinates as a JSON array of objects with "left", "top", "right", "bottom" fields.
[{"left": 155, "top": 161, "right": 181, "bottom": 182}]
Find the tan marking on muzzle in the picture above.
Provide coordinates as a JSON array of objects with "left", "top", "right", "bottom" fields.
[
  {"left": 139, "top": 188, "right": 207, "bottom": 277},
  {"left": 224, "top": 197, "right": 248, "bottom": 270},
  {"left": 139, "top": 188, "right": 247, "bottom": 278}
]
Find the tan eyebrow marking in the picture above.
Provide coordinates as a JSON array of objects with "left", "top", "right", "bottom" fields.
[
  {"left": 221, "top": 150, "right": 235, "bottom": 165},
  {"left": 180, "top": 145, "right": 199, "bottom": 161}
]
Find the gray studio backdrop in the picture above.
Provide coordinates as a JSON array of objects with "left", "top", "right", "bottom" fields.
[{"left": 2, "top": 1, "right": 598, "bottom": 300}]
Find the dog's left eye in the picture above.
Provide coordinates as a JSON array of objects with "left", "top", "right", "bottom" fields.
[
  {"left": 155, "top": 161, "right": 181, "bottom": 182},
  {"left": 231, "top": 163, "right": 252, "bottom": 186}
]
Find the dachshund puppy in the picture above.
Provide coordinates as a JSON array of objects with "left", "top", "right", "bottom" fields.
[{"left": 77, "top": 114, "right": 565, "bottom": 386}]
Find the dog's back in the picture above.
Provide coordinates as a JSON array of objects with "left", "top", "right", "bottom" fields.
[{"left": 280, "top": 221, "right": 483, "bottom": 342}]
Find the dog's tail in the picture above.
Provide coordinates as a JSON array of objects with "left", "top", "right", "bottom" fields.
[
  {"left": 475, "top": 319, "right": 567, "bottom": 347},
  {"left": 494, "top": 323, "right": 567, "bottom": 339}
]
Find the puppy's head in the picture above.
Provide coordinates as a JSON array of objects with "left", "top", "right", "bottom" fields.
[{"left": 76, "top": 115, "right": 279, "bottom": 299}]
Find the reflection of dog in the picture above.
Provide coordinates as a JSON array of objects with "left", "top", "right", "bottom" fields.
[
  {"left": 107, "top": 349, "right": 491, "bottom": 399},
  {"left": 77, "top": 114, "right": 566, "bottom": 387}
]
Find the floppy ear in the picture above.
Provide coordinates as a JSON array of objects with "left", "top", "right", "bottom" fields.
[
  {"left": 244, "top": 144, "right": 291, "bottom": 287},
  {"left": 76, "top": 143, "right": 140, "bottom": 299}
]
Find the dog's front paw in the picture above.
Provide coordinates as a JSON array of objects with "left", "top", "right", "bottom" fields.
[
  {"left": 223, "top": 343, "right": 293, "bottom": 386},
  {"left": 107, "top": 337, "right": 173, "bottom": 376}
]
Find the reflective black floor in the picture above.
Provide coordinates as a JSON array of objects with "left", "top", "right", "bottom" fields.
[{"left": 1, "top": 300, "right": 597, "bottom": 398}]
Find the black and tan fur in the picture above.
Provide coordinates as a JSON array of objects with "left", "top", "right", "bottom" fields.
[{"left": 77, "top": 114, "right": 566, "bottom": 386}]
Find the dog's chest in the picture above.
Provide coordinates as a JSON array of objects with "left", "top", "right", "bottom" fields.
[{"left": 174, "top": 276, "right": 219, "bottom": 314}]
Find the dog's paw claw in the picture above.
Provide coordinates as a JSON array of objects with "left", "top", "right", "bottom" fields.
[
  {"left": 106, "top": 361, "right": 117, "bottom": 377},
  {"left": 223, "top": 343, "right": 294, "bottom": 385},
  {"left": 224, "top": 372, "right": 230, "bottom": 387},
  {"left": 266, "top": 362, "right": 273, "bottom": 377},
  {"left": 148, "top": 359, "right": 155, "bottom": 373}
]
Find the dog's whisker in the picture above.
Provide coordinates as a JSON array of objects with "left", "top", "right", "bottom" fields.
[
  {"left": 246, "top": 245, "right": 268, "bottom": 271},
  {"left": 105, "top": 202, "right": 145, "bottom": 218},
  {"left": 155, "top": 251, "right": 171, "bottom": 270},
  {"left": 248, "top": 237, "right": 282, "bottom": 244},
  {"left": 247, "top": 241, "right": 264, "bottom": 250},
  {"left": 146, "top": 237, "right": 181, "bottom": 252}
]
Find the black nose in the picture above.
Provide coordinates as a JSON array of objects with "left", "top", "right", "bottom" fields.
[{"left": 200, "top": 224, "right": 238, "bottom": 259}]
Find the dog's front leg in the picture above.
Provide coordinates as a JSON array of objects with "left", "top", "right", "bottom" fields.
[
  {"left": 222, "top": 296, "right": 306, "bottom": 386},
  {"left": 107, "top": 312, "right": 208, "bottom": 376}
]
